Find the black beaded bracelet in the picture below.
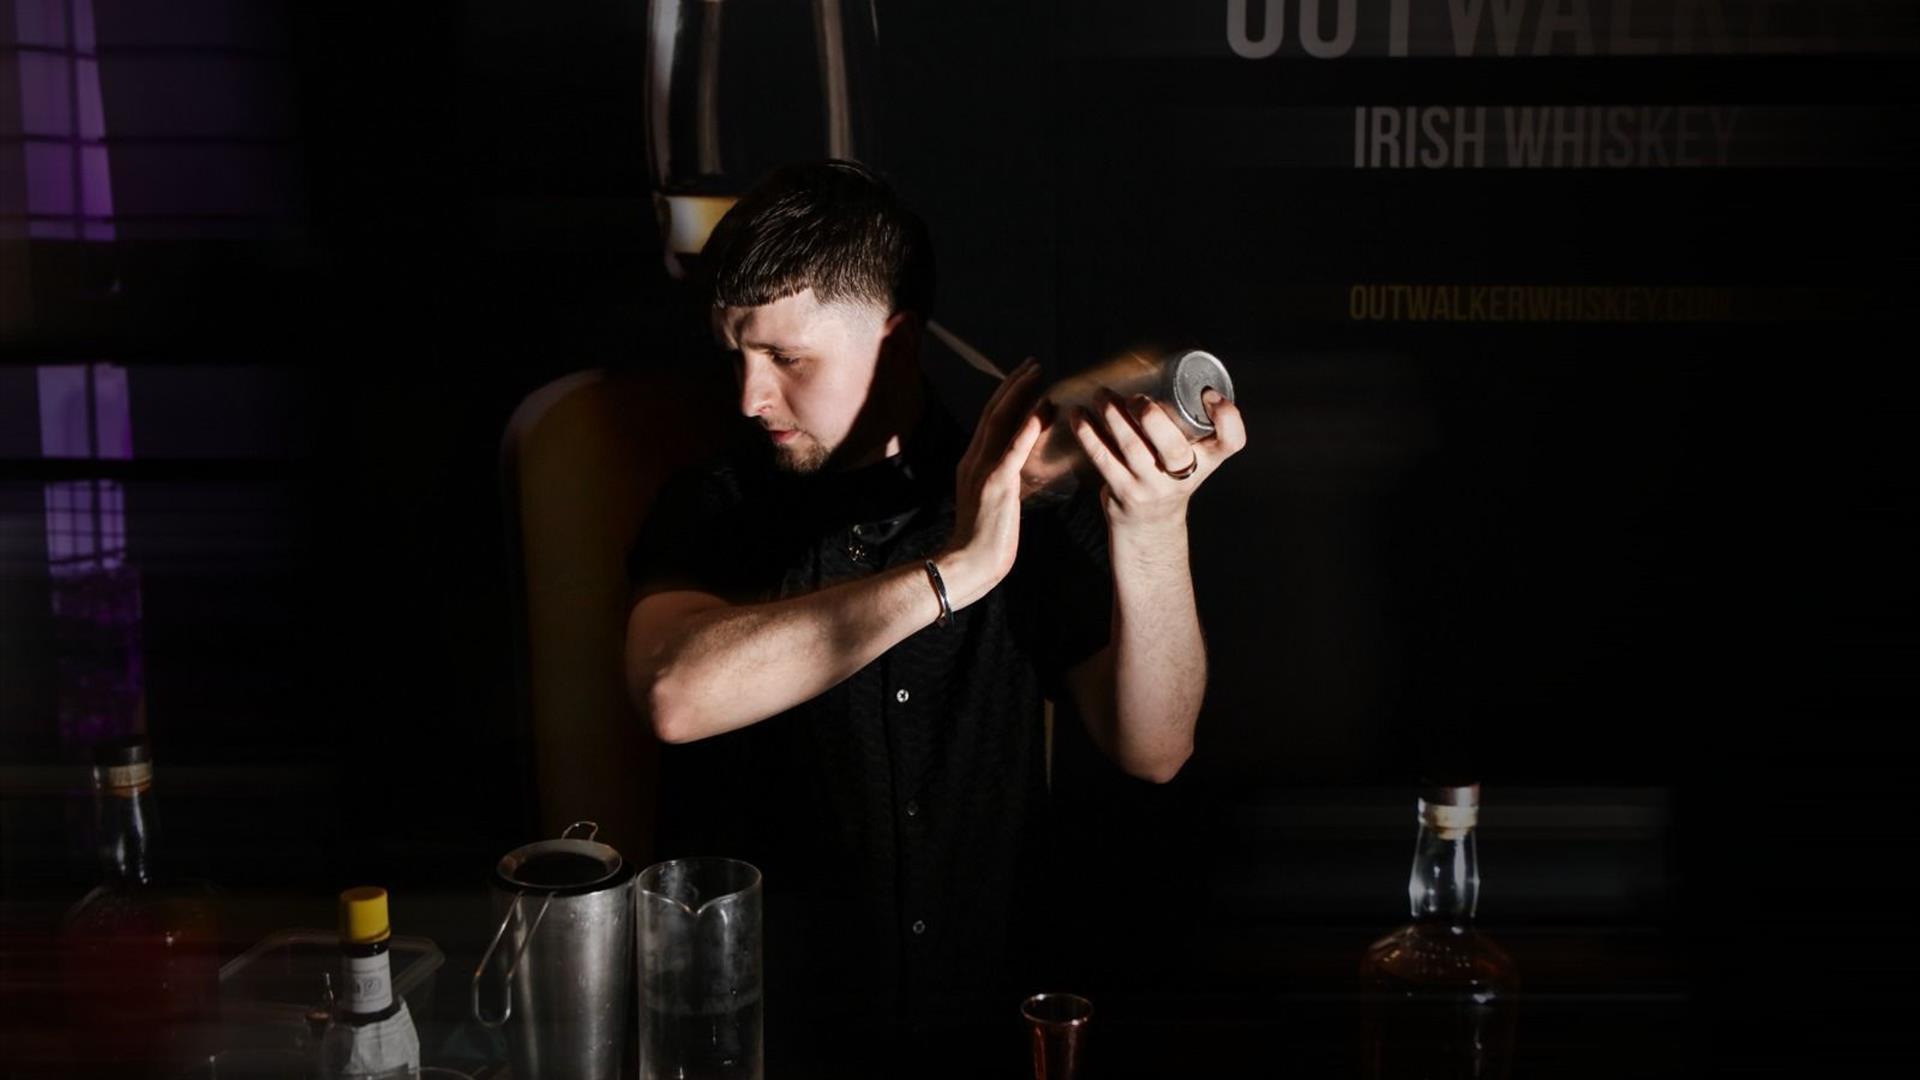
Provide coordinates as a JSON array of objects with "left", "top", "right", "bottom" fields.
[{"left": 923, "top": 559, "right": 953, "bottom": 628}]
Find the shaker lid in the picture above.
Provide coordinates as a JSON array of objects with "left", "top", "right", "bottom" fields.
[{"left": 1166, "top": 350, "right": 1235, "bottom": 437}]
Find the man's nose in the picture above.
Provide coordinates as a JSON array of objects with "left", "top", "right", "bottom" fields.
[{"left": 738, "top": 358, "right": 776, "bottom": 418}]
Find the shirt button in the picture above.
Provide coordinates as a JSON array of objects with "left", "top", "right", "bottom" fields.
[
  {"left": 905, "top": 800, "right": 920, "bottom": 818},
  {"left": 895, "top": 688, "right": 910, "bottom": 703},
  {"left": 911, "top": 920, "right": 927, "bottom": 935},
  {"left": 846, "top": 541, "right": 867, "bottom": 562}
]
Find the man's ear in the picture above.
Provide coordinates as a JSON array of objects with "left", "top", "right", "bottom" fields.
[{"left": 880, "top": 310, "right": 922, "bottom": 369}]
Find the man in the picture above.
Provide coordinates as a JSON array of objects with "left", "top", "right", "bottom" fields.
[{"left": 624, "top": 160, "right": 1245, "bottom": 1068}]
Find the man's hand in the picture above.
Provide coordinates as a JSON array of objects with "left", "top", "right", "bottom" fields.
[
  {"left": 936, "top": 358, "right": 1049, "bottom": 609},
  {"left": 1060, "top": 387, "right": 1244, "bottom": 784},
  {"left": 1070, "top": 388, "right": 1248, "bottom": 534}
]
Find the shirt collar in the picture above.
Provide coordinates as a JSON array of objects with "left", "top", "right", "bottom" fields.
[{"left": 778, "top": 393, "right": 963, "bottom": 536}]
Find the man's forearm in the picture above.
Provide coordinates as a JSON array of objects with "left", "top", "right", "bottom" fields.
[
  {"left": 1105, "top": 523, "right": 1206, "bottom": 781},
  {"left": 630, "top": 563, "right": 943, "bottom": 743}
]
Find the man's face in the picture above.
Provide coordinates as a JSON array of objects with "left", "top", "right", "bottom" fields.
[{"left": 716, "top": 288, "right": 890, "bottom": 474}]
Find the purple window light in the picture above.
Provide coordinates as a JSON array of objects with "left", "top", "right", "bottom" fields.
[
  {"left": 35, "top": 362, "right": 132, "bottom": 458},
  {"left": 16, "top": 52, "right": 73, "bottom": 135},
  {"left": 23, "top": 142, "right": 75, "bottom": 215},
  {"left": 77, "top": 56, "right": 103, "bottom": 138},
  {"left": 36, "top": 360, "right": 143, "bottom": 746},
  {"left": 13, "top": 0, "right": 113, "bottom": 242},
  {"left": 73, "top": 0, "right": 96, "bottom": 53},
  {"left": 11, "top": 0, "right": 70, "bottom": 48}
]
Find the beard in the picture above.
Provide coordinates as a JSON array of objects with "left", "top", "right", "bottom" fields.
[{"left": 771, "top": 431, "right": 833, "bottom": 474}]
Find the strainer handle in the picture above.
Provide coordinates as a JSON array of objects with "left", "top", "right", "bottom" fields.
[{"left": 471, "top": 889, "right": 560, "bottom": 1027}]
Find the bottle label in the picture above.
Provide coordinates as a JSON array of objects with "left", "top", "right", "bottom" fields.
[
  {"left": 342, "top": 953, "right": 394, "bottom": 1014},
  {"left": 1421, "top": 802, "right": 1478, "bottom": 838},
  {"left": 321, "top": 999, "right": 420, "bottom": 1074},
  {"left": 101, "top": 762, "right": 152, "bottom": 792}
]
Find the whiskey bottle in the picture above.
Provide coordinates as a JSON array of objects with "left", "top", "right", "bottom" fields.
[
  {"left": 1359, "top": 783, "right": 1520, "bottom": 1079},
  {"left": 61, "top": 735, "right": 220, "bottom": 1070}
]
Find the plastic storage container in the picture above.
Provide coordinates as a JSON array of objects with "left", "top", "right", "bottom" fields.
[{"left": 219, "top": 930, "right": 444, "bottom": 1042}]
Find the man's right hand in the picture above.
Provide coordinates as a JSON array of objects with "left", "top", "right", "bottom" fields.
[{"left": 936, "top": 358, "right": 1049, "bottom": 610}]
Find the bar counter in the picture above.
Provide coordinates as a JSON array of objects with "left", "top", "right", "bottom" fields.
[{"left": 1, "top": 772, "right": 1707, "bottom": 1078}]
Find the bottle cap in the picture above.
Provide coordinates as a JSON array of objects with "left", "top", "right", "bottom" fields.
[
  {"left": 1420, "top": 782, "right": 1480, "bottom": 807},
  {"left": 93, "top": 736, "right": 152, "bottom": 768},
  {"left": 339, "top": 886, "right": 392, "bottom": 944},
  {"left": 92, "top": 736, "right": 153, "bottom": 791}
]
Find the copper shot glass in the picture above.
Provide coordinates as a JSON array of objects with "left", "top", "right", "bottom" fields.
[{"left": 1022, "top": 992, "right": 1094, "bottom": 1080}]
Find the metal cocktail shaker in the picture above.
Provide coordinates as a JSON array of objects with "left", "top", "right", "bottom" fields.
[
  {"left": 473, "top": 822, "right": 635, "bottom": 1080},
  {"left": 1019, "top": 348, "right": 1236, "bottom": 501}
]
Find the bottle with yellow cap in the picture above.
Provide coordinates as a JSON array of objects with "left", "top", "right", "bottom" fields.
[{"left": 320, "top": 886, "right": 420, "bottom": 1077}]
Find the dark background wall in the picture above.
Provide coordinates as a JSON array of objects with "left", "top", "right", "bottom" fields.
[{"left": 4, "top": 0, "right": 1916, "bottom": 1069}]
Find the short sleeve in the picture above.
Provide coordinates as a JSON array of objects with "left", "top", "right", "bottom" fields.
[
  {"left": 626, "top": 464, "right": 761, "bottom": 604},
  {"left": 1017, "top": 485, "right": 1113, "bottom": 685}
]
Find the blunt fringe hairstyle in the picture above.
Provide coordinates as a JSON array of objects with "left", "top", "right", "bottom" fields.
[{"left": 704, "top": 160, "right": 935, "bottom": 320}]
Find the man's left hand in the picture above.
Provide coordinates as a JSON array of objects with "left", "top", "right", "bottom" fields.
[{"left": 1070, "top": 388, "right": 1247, "bottom": 533}]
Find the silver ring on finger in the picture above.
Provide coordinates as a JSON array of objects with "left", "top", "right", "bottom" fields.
[{"left": 1165, "top": 456, "right": 1199, "bottom": 481}]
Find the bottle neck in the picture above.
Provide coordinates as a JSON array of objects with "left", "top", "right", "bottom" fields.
[
  {"left": 97, "top": 784, "right": 153, "bottom": 887},
  {"left": 1407, "top": 822, "right": 1479, "bottom": 926}
]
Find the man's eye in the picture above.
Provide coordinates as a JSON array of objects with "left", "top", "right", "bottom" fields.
[{"left": 772, "top": 353, "right": 802, "bottom": 368}]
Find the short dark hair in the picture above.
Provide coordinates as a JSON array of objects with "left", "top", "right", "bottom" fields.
[{"left": 704, "top": 160, "right": 935, "bottom": 320}]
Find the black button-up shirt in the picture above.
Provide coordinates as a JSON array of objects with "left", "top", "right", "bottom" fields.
[{"left": 628, "top": 401, "right": 1112, "bottom": 1042}]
